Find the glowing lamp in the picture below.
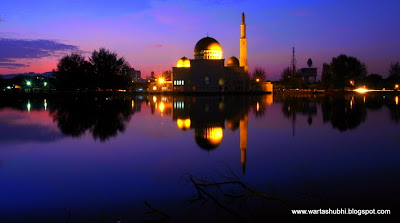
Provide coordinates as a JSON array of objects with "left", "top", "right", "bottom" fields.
[
  {"left": 26, "top": 81, "right": 31, "bottom": 86},
  {"left": 354, "top": 87, "right": 369, "bottom": 93},
  {"left": 158, "top": 78, "right": 165, "bottom": 84}
]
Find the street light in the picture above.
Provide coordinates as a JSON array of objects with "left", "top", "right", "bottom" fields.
[
  {"left": 44, "top": 82, "right": 47, "bottom": 87},
  {"left": 26, "top": 81, "right": 31, "bottom": 86}
]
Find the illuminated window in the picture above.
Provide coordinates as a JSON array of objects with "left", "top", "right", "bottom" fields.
[{"left": 174, "top": 80, "right": 185, "bottom": 86}]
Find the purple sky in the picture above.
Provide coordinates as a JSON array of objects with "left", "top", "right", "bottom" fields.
[{"left": 1, "top": 0, "right": 400, "bottom": 80}]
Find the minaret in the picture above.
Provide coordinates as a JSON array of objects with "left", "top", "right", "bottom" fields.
[
  {"left": 240, "top": 115, "right": 248, "bottom": 173},
  {"left": 240, "top": 12, "right": 248, "bottom": 73}
]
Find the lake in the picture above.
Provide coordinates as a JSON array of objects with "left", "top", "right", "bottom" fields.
[{"left": 0, "top": 93, "right": 399, "bottom": 222}]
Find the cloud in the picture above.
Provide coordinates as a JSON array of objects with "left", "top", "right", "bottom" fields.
[
  {"left": 0, "top": 62, "right": 29, "bottom": 69},
  {"left": 147, "top": 44, "right": 164, "bottom": 49},
  {"left": 0, "top": 38, "right": 80, "bottom": 69},
  {"left": 0, "top": 15, "right": 4, "bottom": 23}
]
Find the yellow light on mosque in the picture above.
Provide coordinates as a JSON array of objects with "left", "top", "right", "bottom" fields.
[
  {"left": 177, "top": 57, "right": 191, "bottom": 68},
  {"left": 256, "top": 78, "right": 260, "bottom": 82},
  {"left": 396, "top": 96, "right": 399, "bottom": 105},
  {"left": 177, "top": 118, "right": 191, "bottom": 130},
  {"left": 395, "top": 84, "right": 399, "bottom": 90},
  {"left": 256, "top": 102, "right": 260, "bottom": 111}
]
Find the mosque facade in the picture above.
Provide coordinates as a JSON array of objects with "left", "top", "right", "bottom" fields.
[{"left": 171, "top": 13, "right": 250, "bottom": 93}]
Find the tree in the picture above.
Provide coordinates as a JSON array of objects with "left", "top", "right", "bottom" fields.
[
  {"left": 252, "top": 66, "right": 267, "bottom": 81},
  {"left": 364, "top": 73, "right": 383, "bottom": 89},
  {"left": 90, "top": 48, "right": 132, "bottom": 89},
  {"left": 162, "top": 70, "right": 172, "bottom": 80},
  {"left": 280, "top": 66, "right": 303, "bottom": 89},
  {"left": 321, "top": 63, "right": 332, "bottom": 89},
  {"left": 53, "top": 53, "right": 93, "bottom": 90},
  {"left": 387, "top": 62, "right": 400, "bottom": 84},
  {"left": 327, "top": 54, "right": 367, "bottom": 89},
  {"left": 307, "top": 58, "right": 313, "bottom": 68}
]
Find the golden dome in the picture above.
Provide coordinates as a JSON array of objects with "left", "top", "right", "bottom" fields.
[
  {"left": 176, "top": 57, "right": 190, "bottom": 68},
  {"left": 227, "top": 56, "right": 239, "bottom": 67},
  {"left": 194, "top": 127, "right": 223, "bottom": 150},
  {"left": 194, "top": 37, "right": 223, "bottom": 60}
]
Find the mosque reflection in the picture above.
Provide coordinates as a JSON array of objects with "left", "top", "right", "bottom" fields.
[{"left": 148, "top": 94, "right": 272, "bottom": 173}]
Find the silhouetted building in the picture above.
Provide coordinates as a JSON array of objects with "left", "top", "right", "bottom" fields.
[
  {"left": 130, "top": 68, "right": 141, "bottom": 82},
  {"left": 298, "top": 68, "right": 317, "bottom": 83}
]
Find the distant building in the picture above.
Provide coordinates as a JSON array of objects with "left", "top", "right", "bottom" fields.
[
  {"left": 298, "top": 68, "right": 317, "bottom": 83},
  {"left": 130, "top": 68, "right": 141, "bottom": 82}
]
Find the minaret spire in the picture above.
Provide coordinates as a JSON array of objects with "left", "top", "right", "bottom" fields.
[{"left": 240, "top": 12, "right": 248, "bottom": 73}]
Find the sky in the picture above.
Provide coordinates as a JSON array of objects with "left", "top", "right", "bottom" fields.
[{"left": 1, "top": 0, "right": 400, "bottom": 80}]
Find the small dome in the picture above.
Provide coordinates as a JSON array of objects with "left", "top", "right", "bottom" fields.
[
  {"left": 194, "top": 127, "right": 223, "bottom": 151},
  {"left": 176, "top": 57, "right": 190, "bottom": 68},
  {"left": 227, "top": 56, "right": 239, "bottom": 67},
  {"left": 177, "top": 118, "right": 191, "bottom": 130},
  {"left": 194, "top": 37, "right": 223, "bottom": 60}
]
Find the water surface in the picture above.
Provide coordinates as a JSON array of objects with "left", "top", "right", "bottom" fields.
[{"left": 0, "top": 93, "right": 399, "bottom": 222}]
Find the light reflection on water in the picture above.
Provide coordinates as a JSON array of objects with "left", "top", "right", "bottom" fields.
[{"left": 0, "top": 93, "right": 399, "bottom": 222}]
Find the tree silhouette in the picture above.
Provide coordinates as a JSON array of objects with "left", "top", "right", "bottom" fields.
[
  {"left": 387, "top": 62, "right": 400, "bottom": 84},
  {"left": 323, "top": 54, "right": 367, "bottom": 89},
  {"left": 307, "top": 58, "right": 313, "bottom": 68},
  {"left": 252, "top": 66, "right": 267, "bottom": 81},
  {"left": 53, "top": 53, "right": 94, "bottom": 90},
  {"left": 90, "top": 48, "right": 132, "bottom": 90},
  {"left": 280, "top": 66, "right": 303, "bottom": 89},
  {"left": 321, "top": 62, "right": 332, "bottom": 89}
]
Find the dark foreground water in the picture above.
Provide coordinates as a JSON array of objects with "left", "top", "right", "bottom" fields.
[{"left": 0, "top": 93, "right": 399, "bottom": 222}]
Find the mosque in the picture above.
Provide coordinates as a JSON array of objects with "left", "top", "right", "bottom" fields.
[
  {"left": 149, "top": 12, "right": 272, "bottom": 93},
  {"left": 171, "top": 13, "right": 250, "bottom": 93}
]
